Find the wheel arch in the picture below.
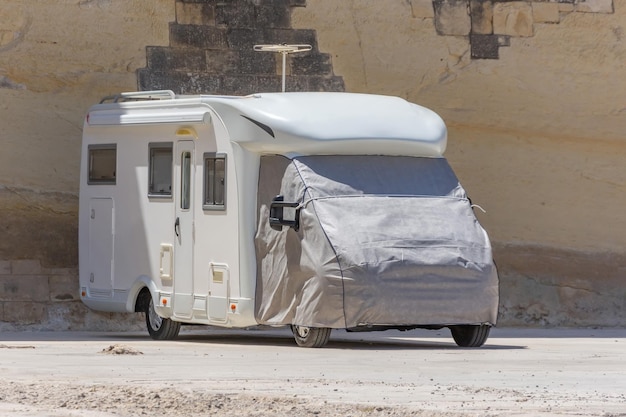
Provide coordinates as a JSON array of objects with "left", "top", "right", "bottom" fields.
[{"left": 127, "top": 275, "right": 159, "bottom": 313}]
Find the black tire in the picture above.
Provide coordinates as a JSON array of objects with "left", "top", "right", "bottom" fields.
[
  {"left": 449, "top": 324, "right": 491, "bottom": 347},
  {"left": 291, "top": 325, "right": 331, "bottom": 348},
  {"left": 144, "top": 298, "right": 181, "bottom": 340}
]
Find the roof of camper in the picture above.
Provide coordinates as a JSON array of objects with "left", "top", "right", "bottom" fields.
[{"left": 87, "top": 91, "right": 447, "bottom": 157}]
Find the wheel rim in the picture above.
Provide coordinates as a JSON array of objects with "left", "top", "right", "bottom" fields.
[
  {"left": 294, "top": 325, "right": 310, "bottom": 338},
  {"left": 147, "top": 301, "right": 163, "bottom": 331}
]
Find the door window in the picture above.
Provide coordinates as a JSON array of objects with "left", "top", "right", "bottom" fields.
[
  {"left": 181, "top": 151, "right": 191, "bottom": 210},
  {"left": 148, "top": 142, "right": 173, "bottom": 197}
]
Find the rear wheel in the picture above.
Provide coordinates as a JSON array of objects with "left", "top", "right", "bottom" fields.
[
  {"left": 449, "top": 324, "right": 491, "bottom": 347},
  {"left": 291, "top": 325, "right": 331, "bottom": 348},
  {"left": 145, "top": 298, "right": 181, "bottom": 340}
]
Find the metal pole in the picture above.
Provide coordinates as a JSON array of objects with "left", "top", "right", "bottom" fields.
[{"left": 282, "top": 52, "right": 287, "bottom": 93}]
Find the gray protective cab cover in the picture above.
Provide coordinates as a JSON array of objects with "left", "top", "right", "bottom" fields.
[{"left": 255, "top": 155, "right": 498, "bottom": 329}]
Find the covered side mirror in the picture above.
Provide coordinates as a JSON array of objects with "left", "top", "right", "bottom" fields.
[{"left": 269, "top": 195, "right": 300, "bottom": 231}]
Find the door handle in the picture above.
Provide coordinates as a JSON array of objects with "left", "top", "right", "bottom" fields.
[{"left": 174, "top": 217, "right": 180, "bottom": 237}]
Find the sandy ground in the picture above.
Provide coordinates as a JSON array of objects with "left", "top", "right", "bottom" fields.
[{"left": 0, "top": 327, "right": 625, "bottom": 416}]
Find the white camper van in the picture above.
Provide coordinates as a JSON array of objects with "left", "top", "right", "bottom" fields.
[{"left": 79, "top": 90, "right": 499, "bottom": 348}]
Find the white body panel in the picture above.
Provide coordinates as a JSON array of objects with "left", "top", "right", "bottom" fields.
[{"left": 79, "top": 92, "right": 447, "bottom": 328}]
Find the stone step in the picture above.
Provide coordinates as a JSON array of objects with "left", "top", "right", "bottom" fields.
[
  {"left": 170, "top": 23, "right": 319, "bottom": 52},
  {"left": 176, "top": 0, "right": 308, "bottom": 29},
  {"left": 146, "top": 46, "right": 277, "bottom": 75},
  {"left": 137, "top": 69, "right": 344, "bottom": 95},
  {"left": 147, "top": 46, "right": 335, "bottom": 76},
  {"left": 170, "top": 23, "right": 228, "bottom": 49},
  {"left": 214, "top": 0, "right": 291, "bottom": 29},
  {"left": 290, "top": 52, "right": 334, "bottom": 76}
]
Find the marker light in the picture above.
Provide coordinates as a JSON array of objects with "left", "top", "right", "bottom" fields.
[{"left": 176, "top": 127, "right": 198, "bottom": 138}]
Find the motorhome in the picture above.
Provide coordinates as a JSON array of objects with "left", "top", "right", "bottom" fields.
[{"left": 79, "top": 90, "right": 499, "bottom": 348}]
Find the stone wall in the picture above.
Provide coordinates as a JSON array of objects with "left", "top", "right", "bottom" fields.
[
  {"left": 0, "top": 0, "right": 624, "bottom": 330},
  {"left": 0, "top": 258, "right": 143, "bottom": 331},
  {"left": 0, "top": 0, "right": 174, "bottom": 331}
]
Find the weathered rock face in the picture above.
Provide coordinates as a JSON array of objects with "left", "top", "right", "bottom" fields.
[
  {"left": 0, "top": 0, "right": 174, "bottom": 330},
  {"left": 0, "top": 0, "right": 174, "bottom": 193},
  {"left": 0, "top": 0, "right": 624, "bottom": 329}
]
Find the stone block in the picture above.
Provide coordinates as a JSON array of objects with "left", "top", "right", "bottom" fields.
[
  {"left": 575, "top": 0, "right": 614, "bottom": 13},
  {"left": 147, "top": 46, "right": 207, "bottom": 72},
  {"left": 278, "top": 75, "right": 309, "bottom": 92},
  {"left": 471, "top": 34, "right": 500, "bottom": 59},
  {"left": 532, "top": 2, "right": 560, "bottom": 23},
  {"left": 257, "top": 1, "right": 292, "bottom": 28},
  {"left": 3, "top": 301, "right": 47, "bottom": 325},
  {"left": 255, "top": 75, "right": 285, "bottom": 94},
  {"left": 11, "top": 259, "right": 42, "bottom": 275},
  {"left": 215, "top": 0, "right": 294, "bottom": 28},
  {"left": 176, "top": 1, "right": 215, "bottom": 26},
  {"left": 493, "top": 1, "right": 534, "bottom": 37},
  {"left": 236, "top": 49, "right": 277, "bottom": 75},
  {"left": 0, "top": 260, "right": 10, "bottom": 275},
  {"left": 558, "top": 3, "right": 574, "bottom": 13},
  {"left": 41, "top": 266, "right": 78, "bottom": 276},
  {"left": 201, "top": 49, "right": 237, "bottom": 74},
  {"left": 263, "top": 29, "right": 318, "bottom": 51},
  {"left": 221, "top": 75, "right": 279, "bottom": 95},
  {"left": 433, "top": 0, "right": 471, "bottom": 36},
  {"left": 470, "top": 0, "right": 493, "bottom": 35},
  {"left": 138, "top": 69, "right": 221, "bottom": 95},
  {"left": 410, "top": 0, "right": 435, "bottom": 18},
  {"left": 290, "top": 53, "right": 333, "bottom": 76},
  {"left": 49, "top": 274, "right": 78, "bottom": 302},
  {"left": 170, "top": 23, "right": 227, "bottom": 49},
  {"left": 227, "top": 28, "right": 266, "bottom": 50},
  {"left": 0, "top": 276, "right": 50, "bottom": 302},
  {"left": 239, "top": 50, "right": 282, "bottom": 75},
  {"left": 215, "top": 2, "right": 257, "bottom": 28},
  {"left": 177, "top": 73, "right": 222, "bottom": 94}
]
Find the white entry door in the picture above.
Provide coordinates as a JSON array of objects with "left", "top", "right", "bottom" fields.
[{"left": 173, "top": 140, "right": 194, "bottom": 319}]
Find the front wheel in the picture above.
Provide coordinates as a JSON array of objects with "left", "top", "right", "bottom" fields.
[
  {"left": 145, "top": 299, "right": 181, "bottom": 340},
  {"left": 291, "top": 325, "right": 331, "bottom": 348},
  {"left": 449, "top": 324, "right": 491, "bottom": 347}
]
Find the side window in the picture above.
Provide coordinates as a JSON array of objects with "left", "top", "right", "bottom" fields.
[
  {"left": 88, "top": 144, "right": 116, "bottom": 185},
  {"left": 148, "top": 142, "right": 172, "bottom": 197},
  {"left": 203, "top": 153, "right": 226, "bottom": 210}
]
